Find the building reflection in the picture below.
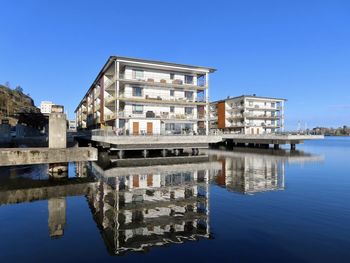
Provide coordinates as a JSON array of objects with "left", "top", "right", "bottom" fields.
[
  {"left": 87, "top": 162, "right": 212, "bottom": 255},
  {"left": 209, "top": 148, "right": 323, "bottom": 194}
]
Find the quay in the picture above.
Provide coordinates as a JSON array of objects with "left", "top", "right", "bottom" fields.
[
  {"left": 220, "top": 134, "right": 324, "bottom": 150},
  {"left": 87, "top": 130, "right": 324, "bottom": 158},
  {"left": 0, "top": 147, "right": 97, "bottom": 166}
]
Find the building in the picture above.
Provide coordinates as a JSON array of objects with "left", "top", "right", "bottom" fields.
[
  {"left": 40, "top": 101, "right": 54, "bottom": 114},
  {"left": 210, "top": 95, "right": 285, "bottom": 134},
  {"left": 75, "top": 56, "right": 216, "bottom": 135},
  {"left": 68, "top": 120, "right": 76, "bottom": 131}
]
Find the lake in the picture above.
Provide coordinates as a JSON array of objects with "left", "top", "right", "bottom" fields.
[{"left": 0, "top": 137, "right": 349, "bottom": 263}]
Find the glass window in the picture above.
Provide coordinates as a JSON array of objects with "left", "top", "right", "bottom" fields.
[
  {"left": 132, "top": 105, "right": 143, "bottom": 114},
  {"left": 132, "top": 87, "right": 142, "bottom": 97},
  {"left": 170, "top": 90, "right": 175, "bottom": 96},
  {"left": 185, "top": 91, "right": 193, "bottom": 99},
  {"left": 170, "top": 106, "right": 175, "bottom": 113},
  {"left": 133, "top": 69, "right": 144, "bottom": 79},
  {"left": 184, "top": 75, "right": 193, "bottom": 84},
  {"left": 170, "top": 73, "right": 175, "bottom": 80},
  {"left": 271, "top": 102, "right": 276, "bottom": 108},
  {"left": 185, "top": 107, "right": 193, "bottom": 115}
]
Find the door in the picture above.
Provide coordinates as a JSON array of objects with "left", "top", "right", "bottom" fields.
[
  {"left": 133, "top": 122, "right": 139, "bottom": 135},
  {"left": 257, "top": 128, "right": 260, "bottom": 134},
  {"left": 147, "top": 122, "right": 153, "bottom": 135},
  {"left": 251, "top": 128, "right": 254, "bottom": 135}
]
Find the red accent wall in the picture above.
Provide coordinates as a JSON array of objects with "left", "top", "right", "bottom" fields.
[{"left": 217, "top": 102, "right": 226, "bottom": 129}]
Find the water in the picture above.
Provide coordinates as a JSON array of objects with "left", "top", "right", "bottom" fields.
[{"left": 0, "top": 137, "right": 349, "bottom": 263}]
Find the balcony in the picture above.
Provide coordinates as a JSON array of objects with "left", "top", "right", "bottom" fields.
[
  {"left": 117, "top": 73, "right": 207, "bottom": 89},
  {"left": 114, "top": 94, "right": 206, "bottom": 105},
  {"left": 244, "top": 113, "right": 282, "bottom": 119},
  {"left": 118, "top": 110, "right": 205, "bottom": 120}
]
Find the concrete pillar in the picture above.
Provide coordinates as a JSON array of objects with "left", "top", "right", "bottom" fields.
[
  {"left": 143, "top": 149, "right": 148, "bottom": 158},
  {"left": 162, "top": 149, "right": 167, "bottom": 157},
  {"left": 205, "top": 72, "right": 209, "bottom": 135},
  {"left": 115, "top": 60, "right": 120, "bottom": 129},
  {"left": 118, "top": 150, "right": 124, "bottom": 159},
  {"left": 49, "top": 105, "right": 67, "bottom": 148},
  {"left": 48, "top": 197, "right": 66, "bottom": 238}
]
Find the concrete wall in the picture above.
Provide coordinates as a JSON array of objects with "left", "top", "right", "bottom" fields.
[
  {"left": 0, "top": 124, "right": 11, "bottom": 144},
  {"left": 49, "top": 113, "right": 67, "bottom": 148},
  {"left": 16, "top": 124, "right": 41, "bottom": 137}
]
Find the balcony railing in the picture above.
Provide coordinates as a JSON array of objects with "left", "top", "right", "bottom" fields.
[
  {"left": 118, "top": 73, "right": 207, "bottom": 88},
  {"left": 104, "top": 94, "right": 206, "bottom": 105},
  {"left": 117, "top": 111, "right": 205, "bottom": 120}
]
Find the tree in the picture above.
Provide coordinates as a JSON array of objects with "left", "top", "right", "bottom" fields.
[{"left": 15, "top": 85, "right": 23, "bottom": 93}]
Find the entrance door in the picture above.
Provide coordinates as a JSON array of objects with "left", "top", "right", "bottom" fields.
[
  {"left": 251, "top": 128, "right": 254, "bottom": 135},
  {"left": 133, "top": 122, "right": 139, "bottom": 135},
  {"left": 257, "top": 128, "right": 260, "bottom": 134},
  {"left": 147, "top": 122, "right": 153, "bottom": 135}
]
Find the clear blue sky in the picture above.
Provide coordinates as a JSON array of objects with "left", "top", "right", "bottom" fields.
[{"left": 1, "top": 0, "right": 349, "bottom": 130}]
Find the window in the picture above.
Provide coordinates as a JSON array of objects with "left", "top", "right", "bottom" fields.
[
  {"left": 132, "top": 105, "right": 143, "bottom": 114},
  {"left": 132, "top": 87, "right": 142, "bottom": 97},
  {"left": 170, "top": 73, "right": 175, "bottom": 80},
  {"left": 185, "top": 91, "right": 193, "bottom": 100},
  {"left": 184, "top": 75, "right": 193, "bottom": 84},
  {"left": 271, "top": 102, "right": 276, "bottom": 108},
  {"left": 170, "top": 90, "right": 175, "bottom": 96},
  {"left": 170, "top": 106, "right": 175, "bottom": 113},
  {"left": 133, "top": 69, "right": 144, "bottom": 79},
  {"left": 185, "top": 107, "right": 193, "bottom": 115}
]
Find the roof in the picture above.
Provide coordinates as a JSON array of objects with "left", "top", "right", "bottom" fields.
[
  {"left": 75, "top": 56, "right": 216, "bottom": 112},
  {"left": 211, "top": 95, "right": 287, "bottom": 104}
]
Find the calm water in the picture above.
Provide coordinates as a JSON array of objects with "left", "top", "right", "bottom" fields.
[{"left": 0, "top": 137, "right": 349, "bottom": 263}]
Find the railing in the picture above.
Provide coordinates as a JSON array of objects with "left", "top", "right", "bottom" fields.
[
  {"left": 91, "top": 128, "right": 212, "bottom": 137},
  {"left": 117, "top": 111, "right": 205, "bottom": 120},
  {"left": 105, "top": 94, "right": 206, "bottom": 105},
  {"left": 118, "top": 73, "right": 207, "bottom": 87}
]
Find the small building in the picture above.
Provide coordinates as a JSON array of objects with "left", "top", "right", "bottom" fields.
[
  {"left": 75, "top": 56, "right": 216, "bottom": 135},
  {"left": 40, "top": 101, "right": 55, "bottom": 114},
  {"left": 210, "top": 95, "right": 285, "bottom": 134},
  {"left": 68, "top": 120, "right": 77, "bottom": 131}
]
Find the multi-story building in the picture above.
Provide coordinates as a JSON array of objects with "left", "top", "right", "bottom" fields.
[
  {"left": 40, "top": 101, "right": 55, "bottom": 114},
  {"left": 75, "top": 56, "right": 216, "bottom": 135},
  {"left": 210, "top": 95, "right": 285, "bottom": 134}
]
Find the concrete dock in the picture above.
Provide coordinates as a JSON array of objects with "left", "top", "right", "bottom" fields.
[
  {"left": 0, "top": 147, "right": 97, "bottom": 166},
  {"left": 89, "top": 131, "right": 323, "bottom": 152}
]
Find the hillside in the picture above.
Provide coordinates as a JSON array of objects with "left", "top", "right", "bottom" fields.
[{"left": 0, "top": 84, "right": 40, "bottom": 125}]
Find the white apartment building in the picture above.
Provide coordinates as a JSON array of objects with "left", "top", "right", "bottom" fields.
[
  {"left": 210, "top": 95, "right": 285, "bottom": 134},
  {"left": 40, "top": 101, "right": 54, "bottom": 114},
  {"left": 75, "top": 56, "right": 216, "bottom": 135}
]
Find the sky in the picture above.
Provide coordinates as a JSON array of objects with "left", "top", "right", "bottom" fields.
[{"left": 0, "top": 0, "right": 349, "bottom": 130}]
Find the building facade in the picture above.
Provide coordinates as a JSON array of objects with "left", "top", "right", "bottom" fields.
[
  {"left": 40, "top": 101, "right": 54, "bottom": 114},
  {"left": 210, "top": 95, "right": 285, "bottom": 134},
  {"left": 75, "top": 56, "right": 216, "bottom": 135}
]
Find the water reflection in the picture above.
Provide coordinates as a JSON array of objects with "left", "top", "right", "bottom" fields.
[
  {"left": 0, "top": 148, "right": 324, "bottom": 257},
  {"left": 209, "top": 148, "right": 323, "bottom": 194},
  {"left": 88, "top": 162, "right": 212, "bottom": 255}
]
